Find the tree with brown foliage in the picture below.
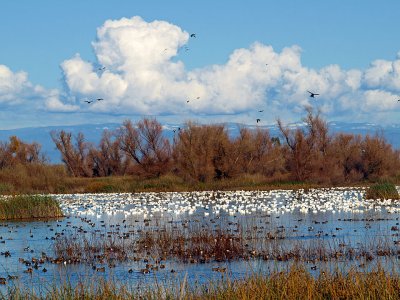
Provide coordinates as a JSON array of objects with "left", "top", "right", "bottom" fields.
[
  {"left": 51, "top": 131, "right": 91, "bottom": 177},
  {"left": 0, "top": 136, "right": 46, "bottom": 169},
  {"left": 361, "top": 134, "right": 399, "bottom": 180},
  {"left": 278, "top": 119, "right": 313, "bottom": 181},
  {"left": 88, "top": 130, "right": 126, "bottom": 177},
  {"left": 232, "top": 127, "right": 285, "bottom": 177},
  {"left": 329, "top": 133, "right": 364, "bottom": 183},
  {"left": 278, "top": 107, "right": 338, "bottom": 183},
  {"left": 278, "top": 107, "right": 400, "bottom": 184},
  {"left": 118, "top": 118, "right": 171, "bottom": 177},
  {"left": 173, "top": 122, "right": 233, "bottom": 182}
]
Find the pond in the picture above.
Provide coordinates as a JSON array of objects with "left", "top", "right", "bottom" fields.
[{"left": 1, "top": 187, "right": 400, "bottom": 294}]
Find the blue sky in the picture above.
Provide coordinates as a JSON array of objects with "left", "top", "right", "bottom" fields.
[{"left": 0, "top": 0, "right": 400, "bottom": 129}]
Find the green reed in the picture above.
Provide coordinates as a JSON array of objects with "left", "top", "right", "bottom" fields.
[{"left": 0, "top": 195, "right": 63, "bottom": 220}]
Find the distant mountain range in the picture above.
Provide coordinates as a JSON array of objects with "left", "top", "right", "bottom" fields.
[{"left": 0, "top": 121, "right": 398, "bottom": 163}]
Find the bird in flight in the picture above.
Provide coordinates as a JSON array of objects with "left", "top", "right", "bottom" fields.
[
  {"left": 96, "top": 98, "right": 104, "bottom": 101},
  {"left": 84, "top": 100, "right": 93, "bottom": 104},
  {"left": 187, "top": 97, "right": 200, "bottom": 103},
  {"left": 190, "top": 33, "right": 196, "bottom": 38},
  {"left": 259, "top": 110, "right": 264, "bottom": 113},
  {"left": 256, "top": 119, "right": 261, "bottom": 123},
  {"left": 307, "top": 91, "right": 320, "bottom": 98},
  {"left": 98, "top": 66, "right": 106, "bottom": 71}
]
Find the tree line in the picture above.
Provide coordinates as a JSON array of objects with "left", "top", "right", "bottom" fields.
[{"left": 1, "top": 108, "right": 399, "bottom": 185}]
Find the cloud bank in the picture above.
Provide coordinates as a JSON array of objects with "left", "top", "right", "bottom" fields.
[{"left": 1, "top": 16, "right": 400, "bottom": 125}]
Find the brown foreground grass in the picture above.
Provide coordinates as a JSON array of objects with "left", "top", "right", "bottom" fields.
[{"left": 2, "top": 265, "right": 400, "bottom": 299}]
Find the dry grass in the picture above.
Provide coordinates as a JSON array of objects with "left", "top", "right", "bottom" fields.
[
  {"left": 0, "top": 163, "right": 68, "bottom": 194},
  {"left": 2, "top": 265, "right": 400, "bottom": 299},
  {"left": 0, "top": 162, "right": 397, "bottom": 195}
]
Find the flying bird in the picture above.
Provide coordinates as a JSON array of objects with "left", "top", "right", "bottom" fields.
[
  {"left": 84, "top": 100, "right": 93, "bottom": 104},
  {"left": 256, "top": 119, "right": 261, "bottom": 123},
  {"left": 98, "top": 67, "right": 106, "bottom": 71},
  {"left": 307, "top": 91, "right": 320, "bottom": 98},
  {"left": 190, "top": 33, "right": 196, "bottom": 38},
  {"left": 259, "top": 110, "right": 264, "bottom": 113},
  {"left": 96, "top": 98, "right": 104, "bottom": 101}
]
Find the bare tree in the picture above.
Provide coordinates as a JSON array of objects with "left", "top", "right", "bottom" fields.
[
  {"left": 118, "top": 118, "right": 171, "bottom": 177},
  {"left": 51, "top": 131, "right": 91, "bottom": 177},
  {"left": 88, "top": 130, "right": 126, "bottom": 177}
]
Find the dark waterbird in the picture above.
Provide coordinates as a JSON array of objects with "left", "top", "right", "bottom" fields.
[
  {"left": 307, "top": 91, "right": 319, "bottom": 98},
  {"left": 190, "top": 33, "right": 196, "bottom": 38}
]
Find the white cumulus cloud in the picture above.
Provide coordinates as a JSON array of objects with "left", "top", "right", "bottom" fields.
[
  {"left": 55, "top": 15, "right": 400, "bottom": 123},
  {"left": 0, "top": 65, "right": 36, "bottom": 104},
  {"left": 2, "top": 16, "right": 399, "bottom": 125}
]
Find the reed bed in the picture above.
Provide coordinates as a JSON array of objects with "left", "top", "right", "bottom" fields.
[
  {"left": 2, "top": 265, "right": 400, "bottom": 299},
  {"left": 365, "top": 182, "right": 400, "bottom": 200},
  {"left": 0, "top": 195, "right": 63, "bottom": 220}
]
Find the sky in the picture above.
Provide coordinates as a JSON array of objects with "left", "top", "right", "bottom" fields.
[{"left": 0, "top": 0, "right": 400, "bottom": 129}]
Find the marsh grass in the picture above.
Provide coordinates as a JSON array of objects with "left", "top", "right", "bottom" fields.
[
  {"left": 0, "top": 195, "right": 63, "bottom": 220},
  {"left": 2, "top": 265, "right": 400, "bottom": 299},
  {"left": 365, "top": 181, "right": 400, "bottom": 200}
]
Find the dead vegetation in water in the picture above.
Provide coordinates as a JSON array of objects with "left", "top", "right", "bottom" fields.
[{"left": 51, "top": 217, "right": 400, "bottom": 267}]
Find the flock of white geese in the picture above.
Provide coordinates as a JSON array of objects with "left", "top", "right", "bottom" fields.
[{"left": 52, "top": 186, "right": 400, "bottom": 218}]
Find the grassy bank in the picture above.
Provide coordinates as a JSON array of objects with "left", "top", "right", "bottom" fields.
[
  {"left": 0, "top": 163, "right": 398, "bottom": 195},
  {"left": 0, "top": 195, "right": 63, "bottom": 220},
  {"left": 2, "top": 266, "right": 400, "bottom": 299},
  {"left": 57, "top": 174, "right": 384, "bottom": 194}
]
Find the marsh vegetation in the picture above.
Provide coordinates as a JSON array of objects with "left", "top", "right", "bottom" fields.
[{"left": 0, "top": 195, "right": 63, "bottom": 220}]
